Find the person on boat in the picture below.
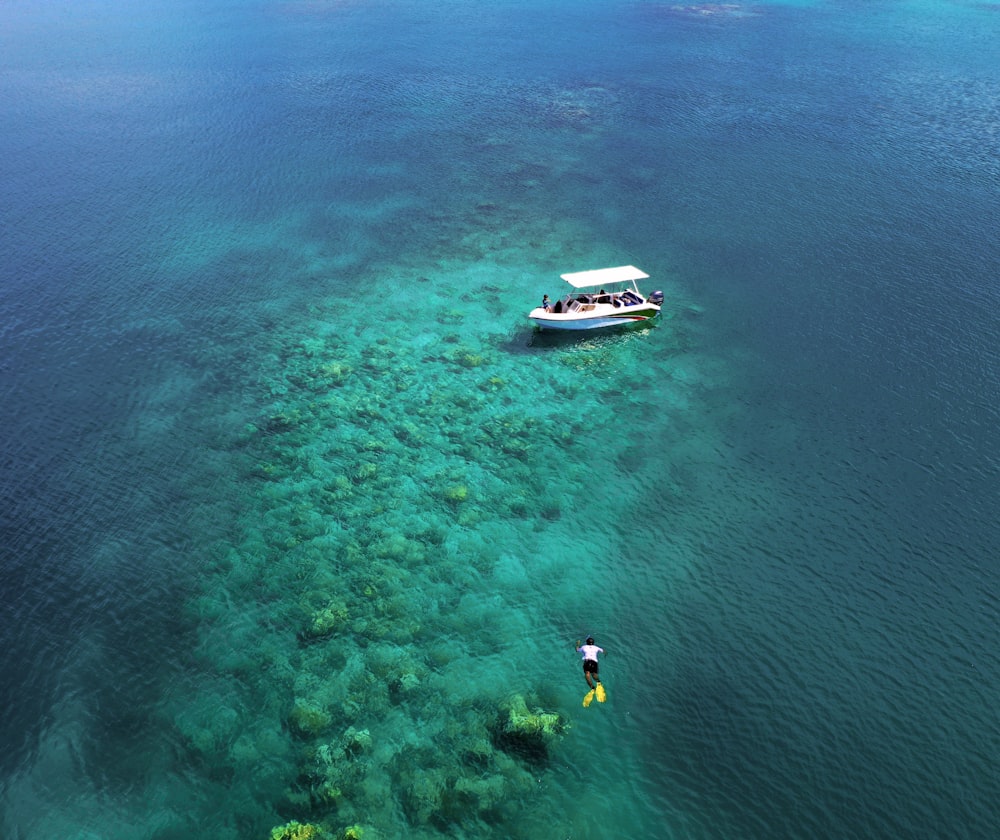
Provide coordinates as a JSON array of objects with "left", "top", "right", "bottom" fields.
[
  {"left": 575, "top": 636, "right": 605, "bottom": 689},
  {"left": 542, "top": 294, "right": 552, "bottom": 312}
]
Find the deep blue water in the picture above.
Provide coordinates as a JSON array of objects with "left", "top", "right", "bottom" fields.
[{"left": 3, "top": 1, "right": 1000, "bottom": 838}]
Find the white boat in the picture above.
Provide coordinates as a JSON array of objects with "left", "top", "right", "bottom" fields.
[{"left": 528, "top": 265, "right": 663, "bottom": 331}]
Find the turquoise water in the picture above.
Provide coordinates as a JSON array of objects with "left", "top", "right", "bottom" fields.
[{"left": 3, "top": 1, "right": 1000, "bottom": 837}]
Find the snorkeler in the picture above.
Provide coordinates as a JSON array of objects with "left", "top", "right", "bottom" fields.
[{"left": 576, "top": 636, "right": 607, "bottom": 705}]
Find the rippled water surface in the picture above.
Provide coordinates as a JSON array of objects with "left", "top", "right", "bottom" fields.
[{"left": 3, "top": 1, "right": 1000, "bottom": 838}]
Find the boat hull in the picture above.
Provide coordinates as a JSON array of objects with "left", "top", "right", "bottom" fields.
[{"left": 529, "top": 307, "right": 660, "bottom": 331}]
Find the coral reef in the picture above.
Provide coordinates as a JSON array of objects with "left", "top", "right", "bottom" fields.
[
  {"left": 171, "top": 253, "right": 695, "bottom": 837},
  {"left": 269, "top": 821, "right": 324, "bottom": 840},
  {"left": 492, "top": 694, "right": 569, "bottom": 762},
  {"left": 304, "top": 602, "right": 348, "bottom": 640},
  {"left": 289, "top": 700, "right": 332, "bottom": 738}
]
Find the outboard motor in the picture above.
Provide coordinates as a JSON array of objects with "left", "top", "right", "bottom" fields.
[{"left": 649, "top": 290, "right": 664, "bottom": 306}]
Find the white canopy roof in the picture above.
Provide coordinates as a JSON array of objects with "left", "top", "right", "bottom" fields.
[{"left": 560, "top": 265, "right": 649, "bottom": 289}]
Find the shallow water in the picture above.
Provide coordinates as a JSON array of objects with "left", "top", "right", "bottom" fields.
[{"left": 3, "top": 1, "right": 1000, "bottom": 838}]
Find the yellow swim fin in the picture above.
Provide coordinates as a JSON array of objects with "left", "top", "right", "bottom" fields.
[
  {"left": 582, "top": 689, "right": 596, "bottom": 707},
  {"left": 596, "top": 683, "right": 606, "bottom": 703}
]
